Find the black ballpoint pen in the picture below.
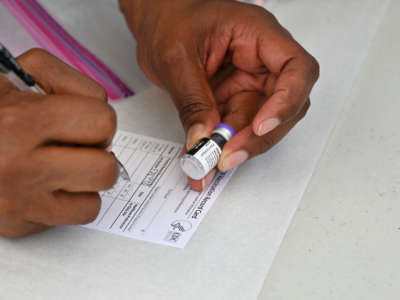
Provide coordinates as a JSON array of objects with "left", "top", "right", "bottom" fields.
[{"left": 0, "top": 43, "right": 131, "bottom": 182}]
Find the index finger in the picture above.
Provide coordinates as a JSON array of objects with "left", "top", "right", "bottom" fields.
[
  {"left": 17, "top": 48, "right": 107, "bottom": 100},
  {"left": 253, "top": 39, "right": 319, "bottom": 136}
]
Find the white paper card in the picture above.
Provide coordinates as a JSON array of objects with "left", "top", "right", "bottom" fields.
[{"left": 84, "top": 130, "right": 234, "bottom": 248}]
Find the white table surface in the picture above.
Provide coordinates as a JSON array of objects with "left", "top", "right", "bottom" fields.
[
  {"left": 0, "top": 1, "right": 398, "bottom": 299},
  {"left": 258, "top": 1, "right": 400, "bottom": 299}
]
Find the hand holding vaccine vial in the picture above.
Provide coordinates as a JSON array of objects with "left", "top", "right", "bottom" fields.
[{"left": 180, "top": 123, "right": 236, "bottom": 180}]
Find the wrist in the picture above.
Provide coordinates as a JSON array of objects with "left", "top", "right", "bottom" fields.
[
  {"left": 119, "top": 0, "right": 201, "bottom": 38},
  {"left": 119, "top": 0, "right": 151, "bottom": 37}
]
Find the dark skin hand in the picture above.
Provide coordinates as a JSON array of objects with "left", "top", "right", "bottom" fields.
[
  {"left": 0, "top": 49, "right": 119, "bottom": 238},
  {"left": 120, "top": 0, "right": 319, "bottom": 191},
  {"left": 0, "top": 1, "right": 317, "bottom": 238}
]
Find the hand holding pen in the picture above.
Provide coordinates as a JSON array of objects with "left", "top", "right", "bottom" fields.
[
  {"left": 0, "top": 43, "right": 130, "bottom": 181},
  {"left": 0, "top": 46, "right": 124, "bottom": 238}
]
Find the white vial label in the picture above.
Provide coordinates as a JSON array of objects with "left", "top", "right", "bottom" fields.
[
  {"left": 194, "top": 139, "right": 221, "bottom": 171},
  {"left": 180, "top": 139, "right": 222, "bottom": 179}
]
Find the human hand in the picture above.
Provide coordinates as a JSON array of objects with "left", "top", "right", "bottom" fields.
[
  {"left": 120, "top": 0, "right": 318, "bottom": 190},
  {"left": 0, "top": 49, "right": 118, "bottom": 238}
]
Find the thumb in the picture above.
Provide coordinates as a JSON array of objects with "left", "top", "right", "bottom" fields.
[{"left": 161, "top": 57, "right": 220, "bottom": 150}]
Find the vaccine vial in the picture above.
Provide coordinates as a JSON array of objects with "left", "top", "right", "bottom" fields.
[{"left": 180, "top": 123, "right": 236, "bottom": 180}]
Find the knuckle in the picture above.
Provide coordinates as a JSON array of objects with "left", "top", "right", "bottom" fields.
[
  {"left": 178, "top": 96, "right": 214, "bottom": 124},
  {"left": 20, "top": 48, "right": 50, "bottom": 64},
  {"left": 157, "top": 41, "right": 186, "bottom": 67}
]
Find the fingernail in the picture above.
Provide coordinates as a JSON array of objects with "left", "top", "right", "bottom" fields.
[
  {"left": 201, "top": 168, "right": 217, "bottom": 190},
  {"left": 257, "top": 118, "right": 281, "bottom": 136},
  {"left": 186, "top": 123, "right": 206, "bottom": 149},
  {"left": 220, "top": 150, "right": 249, "bottom": 171}
]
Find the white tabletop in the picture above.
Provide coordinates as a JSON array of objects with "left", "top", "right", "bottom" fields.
[{"left": 258, "top": 1, "right": 400, "bottom": 299}]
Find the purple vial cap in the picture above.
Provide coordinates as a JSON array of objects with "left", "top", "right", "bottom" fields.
[{"left": 216, "top": 123, "right": 236, "bottom": 136}]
